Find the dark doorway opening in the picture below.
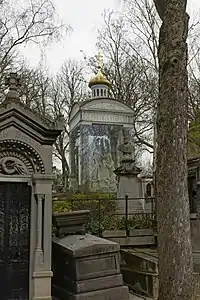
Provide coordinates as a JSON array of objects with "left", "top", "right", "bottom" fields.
[{"left": 0, "top": 182, "right": 31, "bottom": 300}]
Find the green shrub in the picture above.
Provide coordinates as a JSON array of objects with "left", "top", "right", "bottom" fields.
[
  {"left": 52, "top": 192, "right": 153, "bottom": 235},
  {"left": 117, "top": 215, "right": 153, "bottom": 230},
  {"left": 52, "top": 192, "right": 119, "bottom": 235}
]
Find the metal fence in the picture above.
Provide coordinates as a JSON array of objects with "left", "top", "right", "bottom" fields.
[{"left": 52, "top": 195, "right": 156, "bottom": 237}]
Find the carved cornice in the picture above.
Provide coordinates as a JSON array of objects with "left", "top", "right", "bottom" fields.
[{"left": 0, "top": 103, "right": 63, "bottom": 144}]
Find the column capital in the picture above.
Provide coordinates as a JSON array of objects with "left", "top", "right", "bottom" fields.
[
  {"left": 32, "top": 174, "right": 53, "bottom": 194},
  {"left": 32, "top": 174, "right": 54, "bottom": 183}
]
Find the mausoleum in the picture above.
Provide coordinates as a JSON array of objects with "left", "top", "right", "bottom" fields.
[
  {"left": 0, "top": 73, "right": 63, "bottom": 300},
  {"left": 68, "top": 53, "right": 135, "bottom": 192}
]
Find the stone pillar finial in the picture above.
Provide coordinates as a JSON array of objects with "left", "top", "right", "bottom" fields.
[{"left": 5, "top": 72, "right": 22, "bottom": 100}]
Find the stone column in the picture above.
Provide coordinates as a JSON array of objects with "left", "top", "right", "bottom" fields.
[
  {"left": 35, "top": 194, "right": 44, "bottom": 266},
  {"left": 32, "top": 174, "right": 54, "bottom": 300},
  {"left": 69, "top": 132, "right": 78, "bottom": 191}
]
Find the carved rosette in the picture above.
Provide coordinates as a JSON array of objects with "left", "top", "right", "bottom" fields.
[{"left": 0, "top": 140, "right": 45, "bottom": 175}]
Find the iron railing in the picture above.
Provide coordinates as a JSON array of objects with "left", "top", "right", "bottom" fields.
[{"left": 52, "top": 195, "right": 156, "bottom": 237}]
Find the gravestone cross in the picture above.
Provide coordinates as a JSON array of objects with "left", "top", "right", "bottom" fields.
[
  {"left": 5, "top": 72, "right": 22, "bottom": 99},
  {"left": 97, "top": 51, "right": 103, "bottom": 69}
]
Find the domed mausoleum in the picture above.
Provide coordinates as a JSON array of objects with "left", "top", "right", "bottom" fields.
[{"left": 68, "top": 53, "right": 135, "bottom": 192}]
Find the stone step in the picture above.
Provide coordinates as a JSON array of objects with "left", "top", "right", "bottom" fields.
[
  {"left": 53, "top": 284, "right": 129, "bottom": 300},
  {"left": 129, "top": 293, "right": 152, "bottom": 300}
]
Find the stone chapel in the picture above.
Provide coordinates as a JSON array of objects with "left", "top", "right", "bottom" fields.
[
  {"left": 68, "top": 53, "right": 135, "bottom": 193},
  {"left": 0, "top": 73, "right": 63, "bottom": 300}
]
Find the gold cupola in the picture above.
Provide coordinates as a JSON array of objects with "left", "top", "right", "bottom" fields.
[{"left": 89, "top": 52, "right": 111, "bottom": 98}]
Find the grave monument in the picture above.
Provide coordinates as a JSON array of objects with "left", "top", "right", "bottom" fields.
[
  {"left": 0, "top": 73, "right": 63, "bottom": 300},
  {"left": 114, "top": 128, "right": 145, "bottom": 213},
  {"left": 68, "top": 53, "right": 135, "bottom": 192}
]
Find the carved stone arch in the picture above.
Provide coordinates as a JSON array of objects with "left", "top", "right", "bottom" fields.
[{"left": 0, "top": 139, "right": 45, "bottom": 175}]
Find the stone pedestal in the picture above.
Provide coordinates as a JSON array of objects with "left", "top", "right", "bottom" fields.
[
  {"left": 52, "top": 234, "right": 129, "bottom": 300},
  {"left": 115, "top": 165, "right": 144, "bottom": 214}
]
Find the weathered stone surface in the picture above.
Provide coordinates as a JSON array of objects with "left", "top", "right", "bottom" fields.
[
  {"left": 77, "top": 254, "right": 119, "bottom": 280},
  {"left": 103, "top": 230, "right": 126, "bottom": 237},
  {"left": 103, "top": 229, "right": 154, "bottom": 238},
  {"left": 129, "top": 294, "right": 147, "bottom": 300},
  {"left": 54, "top": 233, "right": 120, "bottom": 257},
  {"left": 121, "top": 249, "right": 158, "bottom": 273},
  {"left": 117, "top": 177, "right": 144, "bottom": 213},
  {"left": 53, "top": 238, "right": 120, "bottom": 281},
  {"left": 68, "top": 97, "right": 135, "bottom": 192},
  {"left": 70, "top": 274, "right": 123, "bottom": 293},
  {"left": 130, "top": 229, "right": 154, "bottom": 237},
  {"left": 103, "top": 236, "right": 155, "bottom": 246},
  {"left": 53, "top": 210, "right": 90, "bottom": 236},
  {"left": 52, "top": 233, "right": 128, "bottom": 300},
  {"left": 68, "top": 285, "right": 129, "bottom": 300}
]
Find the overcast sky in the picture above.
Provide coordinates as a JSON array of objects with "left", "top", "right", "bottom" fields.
[{"left": 20, "top": 0, "right": 200, "bottom": 74}]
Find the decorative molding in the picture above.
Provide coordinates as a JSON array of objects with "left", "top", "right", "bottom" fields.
[
  {"left": 82, "top": 111, "right": 134, "bottom": 125},
  {"left": 85, "top": 102, "right": 128, "bottom": 111},
  {"left": 82, "top": 100, "right": 134, "bottom": 113},
  {"left": 0, "top": 139, "right": 45, "bottom": 175}
]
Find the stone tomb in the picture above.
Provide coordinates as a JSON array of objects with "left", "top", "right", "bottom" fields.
[
  {"left": 68, "top": 98, "right": 135, "bottom": 192},
  {"left": 0, "top": 73, "right": 63, "bottom": 300},
  {"left": 52, "top": 234, "right": 129, "bottom": 300}
]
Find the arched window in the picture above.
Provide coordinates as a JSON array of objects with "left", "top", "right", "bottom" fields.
[
  {"left": 101, "top": 89, "right": 103, "bottom": 96},
  {"left": 97, "top": 89, "right": 99, "bottom": 97},
  {"left": 93, "top": 90, "right": 96, "bottom": 97},
  {"left": 104, "top": 89, "right": 107, "bottom": 97},
  {"left": 146, "top": 183, "right": 151, "bottom": 197}
]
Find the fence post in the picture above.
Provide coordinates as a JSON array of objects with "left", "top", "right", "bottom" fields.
[
  {"left": 125, "top": 195, "right": 129, "bottom": 237},
  {"left": 71, "top": 198, "right": 74, "bottom": 210},
  {"left": 98, "top": 198, "right": 101, "bottom": 237}
]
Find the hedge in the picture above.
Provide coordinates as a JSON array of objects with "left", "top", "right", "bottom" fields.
[{"left": 52, "top": 192, "right": 153, "bottom": 235}]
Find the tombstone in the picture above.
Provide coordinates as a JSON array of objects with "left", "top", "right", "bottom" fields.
[
  {"left": 0, "top": 73, "right": 63, "bottom": 300},
  {"left": 52, "top": 211, "right": 129, "bottom": 300},
  {"left": 114, "top": 129, "right": 144, "bottom": 214}
]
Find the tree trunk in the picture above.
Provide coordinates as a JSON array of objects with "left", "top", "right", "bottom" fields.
[{"left": 155, "top": 0, "right": 194, "bottom": 299}]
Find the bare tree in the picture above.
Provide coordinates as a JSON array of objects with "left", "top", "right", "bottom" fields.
[
  {"left": 96, "top": 10, "right": 157, "bottom": 154},
  {"left": 0, "top": 0, "right": 69, "bottom": 63},
  {"left": 0, "top": 0, "right": 69, "bottom": 98},
  {"left": 50, "top": 59, "right": 87, "bottom": 190},
  {"left": 15, "top": 59, "right": 87, "bottom": 190},
  {"left": 155, "top": 1, "right": 194, "bottom": 300}
]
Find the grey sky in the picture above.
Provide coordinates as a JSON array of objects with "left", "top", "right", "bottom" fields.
[
  {"left": 20, "top": 0, "right": 200, "bottom": 74},
  {"left": 20, "top": 0, "right": 119, "bottom": 73}
]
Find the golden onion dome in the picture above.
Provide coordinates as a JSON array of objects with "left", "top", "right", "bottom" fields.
[
  {"left": 88, "top": 52, "right": 111, "bottom": 88},
  {"left": 88, "top": 67, "right": 111, "bottom": 88}
]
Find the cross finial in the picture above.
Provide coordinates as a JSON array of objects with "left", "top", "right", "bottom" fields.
[
  {"left": 5, "top": 72, "right": 22, "bottom": 100},
  {"left": 97, "top": 51, "right": 103, "bottom": 70}
]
